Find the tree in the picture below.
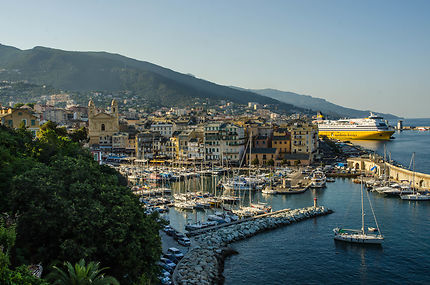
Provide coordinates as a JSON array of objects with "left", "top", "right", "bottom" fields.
[
  {"left": 251, "top": 157, "right": 259, "bottom": 165},
  {"left": 0, "top": 125, "right": 162, "bottom": 284},
  {"left": 0, "top": 221, "right": 48, "bottom": 285},
  {"left": 267, "top": 159, "right": 275, "bottom": 166},
  {"left": 13, "top": 103, "right": 25, "bottom": 108},
  {"left": 47, "top": 259, "right": 119, "bottom": 285},
  {"left": 68, "top": 127, "right": 88, "bottom": 144}
]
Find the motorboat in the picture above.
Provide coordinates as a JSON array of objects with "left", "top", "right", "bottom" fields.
[{"left": 311, "top": 171, "right": 326, "bottom": 188}]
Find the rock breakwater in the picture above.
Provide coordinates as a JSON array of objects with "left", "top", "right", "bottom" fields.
[{"left": 173, "top": 206, "right": 332, "bottom": 285}]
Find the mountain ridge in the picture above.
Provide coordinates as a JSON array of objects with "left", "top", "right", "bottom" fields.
[
  {"left": 0, "top": 43, "right": 398, "bottom": 118},
  {"left": 0, "top": 44, "right": 304, "bottom": 113},
  {"left": 233, "top": 87, "right": 399, "bottom": 119}
]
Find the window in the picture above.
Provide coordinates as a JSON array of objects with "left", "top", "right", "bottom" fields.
[
  {"left": 8, "top": 120, "right": 13, "bottom": 126},
  {"left": 31, "top": 119, "right": 35, "bottom": 126},
  {"left": 101, "top": 124, "right": 105, "bottom": 131}
]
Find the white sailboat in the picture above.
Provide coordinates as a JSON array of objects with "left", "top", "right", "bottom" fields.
[
  {"left": 333, "top": 177, "right": 384, "bottom": 244},
  {"left": 400, "top": 153, "right": 430, "bottom": 201}
]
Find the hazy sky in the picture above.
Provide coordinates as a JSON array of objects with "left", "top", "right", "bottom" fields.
[{"left": 1, "top": 0, "right": 429, "bottom": 118}]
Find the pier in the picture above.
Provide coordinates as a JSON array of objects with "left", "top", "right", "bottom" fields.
[
  {"left": 347, "top": 156, "right": 430, "bottom": 190},
  {"left": 173, "top": 206, "right": 332, "bottom": 285}
]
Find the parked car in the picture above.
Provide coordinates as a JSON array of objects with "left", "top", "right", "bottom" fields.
[
  {"left": 167, "top": 247, "right": 184, "bottom": 260},
  {"left": 158, "top": 270, "right": 172, "bottom": 285},
  {"left": 163, "top": 225, "right": 175, "bottom": 236},
  {"left": 163, "top": 253, "right": 180, "bottom": 264},
  {"left": 178, "top": 237, "right": 191, "bottom": 247},
  {"left": 157, "top": 261, "right": 173, "bottom": 273},
  {"left": 158, "top": 275, "right": 172, "bottom": 285},
  {"left": 173, "top": 231, "right": 186, "bottom": 241},
  {"left": 160, "top": 257, "right": 176, "bottom": 269}
]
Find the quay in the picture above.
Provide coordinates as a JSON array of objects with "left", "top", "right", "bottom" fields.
[
  {"left": 347, "top": 156, "right": 430, "bottom": 190},
  {"left": 173, "top": 205, "right": 332, "bottom": 285}
]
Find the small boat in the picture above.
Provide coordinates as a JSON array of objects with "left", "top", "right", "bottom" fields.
[
  {"left": 262, "top": 186, "right": 278, "bottom": 195},
  {"left": 311, "top": 171, "right": 326, "bottom": 188},
  {"left": 400, "top": 193, "right": 430, "bottom": 201},
  {"left": 400, "top": 153, "right": 430, "bottom": 201}
]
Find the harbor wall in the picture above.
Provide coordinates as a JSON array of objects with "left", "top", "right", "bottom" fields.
[
  {"left": 347, "top": 157, "right": 430, "bottom": 189},
  {"left": 172, "top": 206, "right": 332, "bottom": 285}
]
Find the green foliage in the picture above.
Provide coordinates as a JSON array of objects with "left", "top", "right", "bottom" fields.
[
  {"left": 266, "top": 159, "right": 275, "bottom": 166},
  {"left": 47, "top": 259, "right": 119, "bottom": 285},
  {"left": 0, "top": 124, "right": 162, "bottom": 284},
  {"left": 69, "top": 127, "right": 88, "bottom": 144},
  {"left": 0, "top": 222, "right": 48, "bottom": 285},
  {"left": 13, "top": 103, "right": 25, "bottom": 108},
  {"left": 251, "top": 157, "right": 259, "bottom": 165}
]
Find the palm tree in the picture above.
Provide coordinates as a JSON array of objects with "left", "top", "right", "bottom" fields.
[{"left": 47, "top": 259, "right": 119, "bottom": 285}]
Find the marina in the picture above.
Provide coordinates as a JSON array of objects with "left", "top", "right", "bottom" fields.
[
  {"left": 118, "top": 120, "right": 430, "bottom": 284},
  {"left": 222, "top": 126, "right": 430, "bottom": 285}
]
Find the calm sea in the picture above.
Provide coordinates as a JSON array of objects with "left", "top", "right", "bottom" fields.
[
  {"left": 222, "top": 123, "right": 430, "bottom": 285},
  {"left": 353, "top": 118, "right": 430, "bottom": 174}
]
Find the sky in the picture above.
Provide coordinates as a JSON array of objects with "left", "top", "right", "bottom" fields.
[{"left": 1, "top": 0, "right": 429, "bottom": 118}]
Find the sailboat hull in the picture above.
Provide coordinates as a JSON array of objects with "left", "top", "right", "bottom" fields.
[
  {"left": 400, "top": 194, "right": 430, "bottom": 201},
  {"left": 334, "top": 233, "right": 383, "bottom": 244}
]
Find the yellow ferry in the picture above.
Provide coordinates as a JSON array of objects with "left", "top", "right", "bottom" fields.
[{"left": 314, "top": 113, "right": 395, "bottom": 140}]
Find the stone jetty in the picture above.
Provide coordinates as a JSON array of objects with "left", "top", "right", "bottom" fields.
[{"left": 173, "top": 206, "right": 332, "bottom": 285}]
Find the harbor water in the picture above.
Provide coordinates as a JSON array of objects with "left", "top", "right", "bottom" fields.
[
  {"left": 221, "top": 126, "right": 430, "bottom": 285},
  {"left": 354, "top": 119, "right": 430, "bottom": 174}
]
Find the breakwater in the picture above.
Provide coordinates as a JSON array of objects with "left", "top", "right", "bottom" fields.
[
  {"left": 347, "top": 156, "right": 430, "bottom": 189},
  {"left": 173, "top": 206, "right": 332, "bottom": 285}
]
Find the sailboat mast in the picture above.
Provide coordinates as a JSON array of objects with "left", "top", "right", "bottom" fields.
[
  {"left": 249, "top": 131, "right": 252, "bottom": 206},
  {"left": 361, "top": 176, "right": 365, "bottom": 234},
  {"left": 412, "top": 152, "right": 415, "bottom": 194}
]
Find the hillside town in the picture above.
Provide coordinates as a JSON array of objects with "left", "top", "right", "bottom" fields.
[{"left": 0, "top": 93, "right": 319, "bottom": 167}]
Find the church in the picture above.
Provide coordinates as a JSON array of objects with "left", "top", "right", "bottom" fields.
[{"left": 88, "top": 99, "right": 120, "bottom": 147}]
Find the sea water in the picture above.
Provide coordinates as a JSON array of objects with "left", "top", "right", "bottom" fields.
[{"left": 223, "top": 125, "right": 430, "bottom": 285}]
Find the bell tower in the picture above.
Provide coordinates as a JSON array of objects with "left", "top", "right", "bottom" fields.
[
  {"left": 111, "top": 99, "right": 119, "bottom": 130},
  {"left": 88, "top": 99, "right": 95, "bottom": 118}
]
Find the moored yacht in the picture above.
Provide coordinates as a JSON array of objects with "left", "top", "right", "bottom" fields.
[{"left": 311, "top": 171, "right": 326, "bottom": 188}]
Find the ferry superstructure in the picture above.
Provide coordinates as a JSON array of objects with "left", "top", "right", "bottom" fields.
[{"left": 315, "top": 113, "right": 394, "bottom": 140}]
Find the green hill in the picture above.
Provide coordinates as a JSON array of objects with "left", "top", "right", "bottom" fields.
[{"left": 0, "top": 44, "right": 304, "bottom": 112}]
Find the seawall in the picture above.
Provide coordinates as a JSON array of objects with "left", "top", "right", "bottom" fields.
[
  {"left": 172, "top": 206, "right": 332, "bottom": 285},
  {"left": 347, "top": 157, "right": 430, "bottom": 189}
]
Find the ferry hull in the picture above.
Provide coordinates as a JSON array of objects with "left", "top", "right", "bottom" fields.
[{"left": 319, "top": 130, "right": 394, "bottom": 140}]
